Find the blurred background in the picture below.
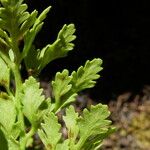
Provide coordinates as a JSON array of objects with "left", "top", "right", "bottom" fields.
[{"left": 26, "top": 0, "right": 150, "bottom": 102}]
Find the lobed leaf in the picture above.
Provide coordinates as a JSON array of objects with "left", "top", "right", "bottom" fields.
[
  {"left": 75, "top": 104, "right": 112, "bottom": 149},
  {"left": 63, "top": 104, "right": 115, "bottom": 150},
  {"left": 38, "top": 112, "right": 62, "bottom": 150},
  {"left": 63, "top": 106, "right": 79, "bottom": 143},
  {"left": 0, "top": 1, "right": 51, "bottom": 61},
  {"left": 52, "top": 69, "right": 77, "bottom": 112},
  {"left": 71, "top": 58, "right": 103, "bottom": 92},
  {"left": 0, "top": 1, "right": 24, "bottom": 37},
  {"left": 22, "top": 6, "right": 51, "bottom": 59},
  {"left": 52, "top": 70, "right": 72, "bottom": 102},
  {"left": 51, "top": 59, "right": 102, "bottom": 112},
  {"left": 19, "top": 10, "right": 38, "bottom": 36},
  {"left": 22, "top": 76, "right": 49, "bottom": 126},
  {"left": 0, "top": 1, "right": 31, "bottom": 38},
  {"left": 81, "top": 127, "right": 115, "bottom": 150},
  {"left": 38, "top": 24, "right": 76, "bottom": 71},
  {"left": 24, "top": 24, "right": 76, "bottom": 75}
]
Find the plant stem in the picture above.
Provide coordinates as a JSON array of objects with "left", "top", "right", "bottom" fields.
[
  {"left": 11, "top": 63, "right": 27, "bottom": 150},
  {"left": 0, "top": 51, "right": 27, "bottom": 149},
  {"left": 12, "top": 64, "right": 22, "bottom": 94},
  {"left": 11, "top": 36, "right": 21, "bottom": 64},
  {"left": 20, "top": 126, "right": 36, "bottom": 150},
  {"left": 12, "top": 64, "right": 37, "bottom": 150}
]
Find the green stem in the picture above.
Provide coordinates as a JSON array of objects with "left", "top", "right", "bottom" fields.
[
  {"left": 11, "top": 37, "right": 21, "bottom": 64},
  {"left": 11, "top": 64, "right": 22, "bottom": 94},
  {"left": 20, "top": 126, "right": 36, "bottom": 150},
  {"left": 0, "top": 51, "right": 27, "bottom": 149},
  {"left": 75, "top": 136, "right": 88, "bottom": 150},
  {"left": 12, "top": 64, "right": 37, "bottom": 150},
  {"left": 11, "top": 64, "right": 27, "bottom": 150}
]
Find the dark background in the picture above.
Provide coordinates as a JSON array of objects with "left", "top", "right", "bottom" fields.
[{"left": 26, "top": 0, "right": 150, "bottom": 102}]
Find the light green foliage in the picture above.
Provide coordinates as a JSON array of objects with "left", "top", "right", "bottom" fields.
[
  {"left": 76, "top": 104, "right": 113, "bottom": 150},
  {"left": 38, "top": 105, "right": 114, "bottom": 150},
  {"left": 64, "top": 105, "right": 114, "bottom": 150},
  {"left": 55, "top": 140, "right": 69, "bottom": 150},
  {"left": 7, "top": 139, "right": 20, "bottom": 150},
  {"left": 24, "top": 23, "right": 76, "bottom": 75},
  {"left": 22, "top": 76, "right": 50, "bottom": 126},
  {"left": 71, "top": 58, "right": 103, "bottom": 92},
  {"left": 63, "top": 106, "right": 79, "bottom": 145},
  {"left": 38, "top": 112, "right": 62, "bottom": 150},
  {"left": 22, "top": 6, "right": 51, "bottom": 61},
  {"left": 52, "top": 69, "right": 77, "bottom": 112},
  {"left": 52, "top": 58, "right": 102, "bottom": 112},
  {"left": 0, "top": 0, "right": 114, "bottom": 149},
  {"left": 38, "top": 24, "right": 76, "bottom": 70}
]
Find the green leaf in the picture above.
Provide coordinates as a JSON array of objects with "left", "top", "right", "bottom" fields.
[
  {"left": 63, "top": 106, "right": 79, "bottom": 144},
  {"left": 7, "top": 138, "right": 20, "bottom": 150},
  {"left": 71, "top": 58, "right": 103, "bottom": 92},
  {"left": 52, "top": 69, "right": 77, "bottom": 112},
  {"left": 10, "top": 122, "right": 22, "bottom": 140},
  {"left": 81, "top": 127, "right": 116, "bottom": 150},
  {"left": 0, "top": 1, "right": 26, "bottom": 37},
  {"left": 19, "top": 10, "right": 38, "bottom": 36},
  {"left": 75, "top": 104, "right": 112, "bottom": 150},
  {"left": 17, "top": 4, "right": 28, "bottom": 16},
  {"left": 38, "top": 24, "right": 76, "bottom": 71},
  {"left": 33, "top": 6, "right": 51, "bottom": 29},
  {"left": 0, "top": 57, "right": 10, "bottom": 88},
  {"left": 0, "top": 1, "right": 50, "bottom": 61},
  {"left": 63, "top": 104, "right": 114, "bottom": 150},
  {"left": 0, "top": 98, "right": 16, "bottom": 135},
  {"left": 38, "top": 112, "right": 62, "bottom": 150},
  {"left": 24, "top": 24, "right": 76, "bottom": 75},
  {"left": 55, "top": 140, "right": 69, "bottom": 150},
  {"left": 0, "top": 1, "right": 33, "bottom": 39},
  {"left": 52, "top": 70, "right": 72, "bottom": 102},
  {"left": 22, "top": 76, "right": 49, "bottom": 126},
  {"left": 51, "top": 59, "right": 102, "bottom": 112},
  {"left": 22, "top": 6, "right": 51, "bottom": 59}
]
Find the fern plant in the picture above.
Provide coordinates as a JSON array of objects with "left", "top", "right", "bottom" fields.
[{"left": 0, "top": 0, "right": 115, "bottom": 150}]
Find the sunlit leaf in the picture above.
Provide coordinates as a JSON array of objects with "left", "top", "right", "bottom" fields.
[
  {"left": 71, "top": 58, "right": 103, "bottom": 92},
  {"left": 38, "top": 112, "right": 61, "bottom": 150},
  {"left": 22, "top": 76, "right": 49, "bottom": 126}
]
